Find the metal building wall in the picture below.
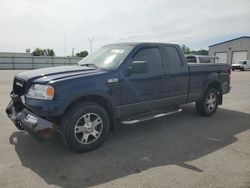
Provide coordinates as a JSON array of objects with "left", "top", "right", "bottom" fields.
[
  {"left": 0, "top": 56, "right": 82, "bottom": 70},
  {"left": 208, "top": 37, "right": 250, "bottom": 64}
]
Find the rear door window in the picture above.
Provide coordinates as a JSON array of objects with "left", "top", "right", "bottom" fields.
[{"left": 164, "top": 46, "right": 183, "bottom": 66}]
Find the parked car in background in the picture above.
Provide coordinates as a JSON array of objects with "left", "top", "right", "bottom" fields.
[
  {"left": 232, "top": 60, "right": 250, "bottom": 71},
  {"left": 186, "top": 55, "right": 218, "bottom": 64}
]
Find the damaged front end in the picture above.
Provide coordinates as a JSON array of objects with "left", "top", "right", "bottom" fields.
[{"left": 6, "top": 94, "right": 56, "bottom": 141}]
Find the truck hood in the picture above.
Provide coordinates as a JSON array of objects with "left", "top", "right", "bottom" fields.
[{"left": 16, "top": 65, "right": 108, "bottom": 83}]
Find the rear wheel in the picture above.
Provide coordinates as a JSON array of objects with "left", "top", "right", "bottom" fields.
[
  {"left": 60, "top": 102, "right": 110, "bottom": 153},
  {"left": 196, "top": 88, "right": 219, "bottom": 116}
]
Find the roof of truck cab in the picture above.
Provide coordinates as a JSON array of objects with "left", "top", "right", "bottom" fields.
[{"left": 105, "top": 42, "right": 179, "bottom": 46}]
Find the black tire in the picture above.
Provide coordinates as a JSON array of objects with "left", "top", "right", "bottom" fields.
[
  {"left": 241, "top": 67, "right": 245, "bottom": 71},
  {"left": 196, "top": 88, "right": 219, "bottom": 116},
  {"left": 60, "top": 101, "right": 110, "bottom": 153}
]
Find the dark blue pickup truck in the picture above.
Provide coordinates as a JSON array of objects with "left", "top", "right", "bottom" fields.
[{"left": 6, "top": 43, "right": 231, "bottom": 152}]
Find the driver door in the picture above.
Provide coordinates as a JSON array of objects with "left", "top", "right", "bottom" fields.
[{"left": 118, "top": 46, "right": 168, "bottom": 116}]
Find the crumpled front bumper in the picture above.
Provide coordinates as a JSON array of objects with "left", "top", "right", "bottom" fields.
[{"left": 6, "top": 98, "right": 56, "bottom": 141}]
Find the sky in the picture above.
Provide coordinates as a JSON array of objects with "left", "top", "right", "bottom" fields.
[{"left": 0, "top": 0, "right": 249, "bottom": 56}]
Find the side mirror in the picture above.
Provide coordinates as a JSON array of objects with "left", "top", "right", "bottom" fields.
[{"left": 128, "top": 61, "right": 148, "bottom": 75}]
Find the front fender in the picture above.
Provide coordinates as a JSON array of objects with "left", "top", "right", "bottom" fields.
[{"left": 57, "top": 90, "right": 116, "bottom": 116}]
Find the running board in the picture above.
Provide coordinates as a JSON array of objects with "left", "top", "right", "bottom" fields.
[{"left": 121, "top": 108, "right": 182, "bottom": 125}]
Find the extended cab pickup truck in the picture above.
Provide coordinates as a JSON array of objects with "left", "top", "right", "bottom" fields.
[{"left": 6, "top": 43, "right": 231, "bottom": 152}]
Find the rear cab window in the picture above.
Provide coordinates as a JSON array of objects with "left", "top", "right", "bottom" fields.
[{"left": 164, "top": 46, "right": 183, "bottom": 67}]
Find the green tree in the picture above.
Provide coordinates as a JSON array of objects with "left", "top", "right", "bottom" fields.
[
  {"left": 32, "top": 48, "right": 44, "bottom": 56},
  {"left": 181, "top": 44, "right": 191, "bottom": 55},
  {"left": 196, "top": 49, "right": 208, "bottom": 55},
  {"left": 44, "top": 49, "right": 55, "bottom": 56},
  {"left": 76, "top": 51, "right": 88, "bottom": 58},
  {"left": 182, "top": 45, "right": 208, "bottom": 56},
  {"left": 32, "top": 48, "right": 55, "bottom": 56},
  {"left": 190, "top": 49, "right": 208, "bottom": 55}
]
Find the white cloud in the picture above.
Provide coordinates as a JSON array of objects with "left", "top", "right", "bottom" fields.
[{"left": 0, "top": 0, "right": 249, "bottom": 55}]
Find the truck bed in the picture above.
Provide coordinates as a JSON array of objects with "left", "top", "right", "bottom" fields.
[{"left": 187, "top": 63, "right": 231, "bottom": 102}]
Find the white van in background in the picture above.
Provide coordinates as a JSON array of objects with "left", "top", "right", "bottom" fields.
[
  {"left": 232, "top": 60, "right": 250, "bottom": 71},
  {"left": 186, "top": 55, "right": 218, "bottom": 64}
]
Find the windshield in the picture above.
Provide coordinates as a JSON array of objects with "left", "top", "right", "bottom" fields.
[{"left": 78, "top": 44, "right": 134, "bottom": 69}]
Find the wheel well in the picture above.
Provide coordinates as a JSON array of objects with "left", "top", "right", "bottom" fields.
[
  {"left": 64, "top": 95, "right": 115, "bottom": 129},
  {"left": 207, "top": 81, "right": 222, "bottom": 104}
]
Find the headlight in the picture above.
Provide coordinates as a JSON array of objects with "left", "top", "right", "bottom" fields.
[{"left": 27, "top": 84, "right": 55, "bottom": 100}]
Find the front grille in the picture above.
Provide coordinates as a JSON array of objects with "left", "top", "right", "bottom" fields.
[{"left": 13, "top": 78, "right": 26, "bottom": 95}]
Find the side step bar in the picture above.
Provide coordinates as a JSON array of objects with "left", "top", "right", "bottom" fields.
[{"left": 121, "top": 108, "right": 182, "bottom": 125}]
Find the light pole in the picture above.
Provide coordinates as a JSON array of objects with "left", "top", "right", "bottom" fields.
[{"left": 88, "top": 36, "right": 95, "bottom": 53}]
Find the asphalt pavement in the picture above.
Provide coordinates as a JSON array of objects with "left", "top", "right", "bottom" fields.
[{"left": 0, "top": 70, "right": 249, "bottom": 188}]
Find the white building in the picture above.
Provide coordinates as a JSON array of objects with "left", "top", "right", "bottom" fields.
[{"left": 209, "top": 36, "right": 250, "bottom": 64}]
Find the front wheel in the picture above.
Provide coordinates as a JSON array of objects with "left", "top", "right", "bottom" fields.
[
  {"left": 196, "top": 88, "right": 219, "bottom": 116},
  {"left": 60, "top": 102, "right": 110, "bottom": 153}
]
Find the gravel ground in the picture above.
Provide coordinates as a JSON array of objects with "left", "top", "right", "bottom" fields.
[{"left": 0, "top": 70, "right": 249, "bottom": 188}]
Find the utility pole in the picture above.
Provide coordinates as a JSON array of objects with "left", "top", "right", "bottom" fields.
[
  {"left": 72, "top": 48, "right": 74, "bottom": 56},
  {"left": 64, "top": 32, "right": 67, "bottom": 56},
  {"left": 88, "top": 36, "right": 95, "bottom": 53}
]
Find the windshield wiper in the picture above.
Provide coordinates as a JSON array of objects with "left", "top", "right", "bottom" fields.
[{"left": 80, "top": 63, "right": 98, "bottom": 69}]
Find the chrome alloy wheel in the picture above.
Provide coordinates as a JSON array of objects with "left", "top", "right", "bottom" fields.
[
  {"left": 74, "top": 113, "right": 103, "bottom": 144},
  {"left": 206, "top": 93, "right": 217, "bottom": 112}
]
